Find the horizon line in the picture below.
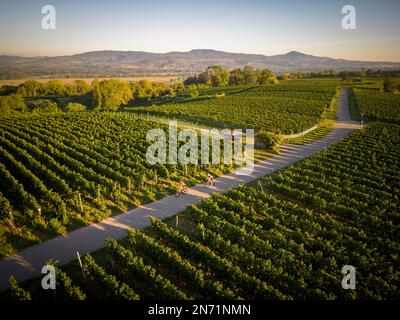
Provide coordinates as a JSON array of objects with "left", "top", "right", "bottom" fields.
[{"left": 1, "top": 48, "right": 400, "bottom": 64}]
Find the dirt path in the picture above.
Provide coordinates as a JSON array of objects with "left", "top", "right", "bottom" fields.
[{"left": 0, "top": 88, "right": 360, "bottom": 292}]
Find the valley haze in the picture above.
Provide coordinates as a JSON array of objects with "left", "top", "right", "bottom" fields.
[{"left": 1, "top": 49, "right": 400, "bottom": 79}]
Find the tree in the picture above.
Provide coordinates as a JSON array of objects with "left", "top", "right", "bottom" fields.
[
  {"left": 256, "top": 130, "right": 282, "bottom": 152},
  {"left": 166, "top": 86, "right": 176, "bottom": 97},
  {"left": 198, "top": 66, "right": 230, "bottom": 87},
  {"left": 75, "top": 80, "right": 90, "bottom": 95},
  {"left": 9, "top": 94, "right": 27, "bottom": 112},
  {"left": 152, "top": 82, "right": 165, "bottom": 97},
  {"left": 242, "top": 66, "right": 257, "bottom": 85},
  {"left": 91, "top": 79, "right": 102, "bottom": 110},
  {"left": 0, "top": 96, "right": 11, "bottom": 113},
  {"left": 17, "top": 80, "right": 44, "bottom": 96},
  {"left": 229, "top": 68, "right": 245, "bottom": 85},
  {"left": 0, "top": 94, "right": 27, "bottom": 113},
  {"left": 132, "top": 80, "right": 154, "bottom": 99},
  {"left": 383, "top": 78, "right": 400, "bottom": 93},
  {"left": 93, "top": 79, "right": 133, "bottom": 111},
  {"left": 186, "top": 66, "right": 277, "bottom": 88},
  {"left": 172, "top": 81, "right": 185, "bottom": 95},
  {"left": 187, "top": 84, "right": 199, "bottom": 98},
  {"left": 64, "top": 83, "right": 78, "bottom": 96},
  {"left": 258, "top": 69, "right": 278, "bottom": 85},
  {"left": 183, "top": 76, "right": 198, "bottom": 86},
  {"left": 46, "top": 80, "right": 66, "bottom": 96}
]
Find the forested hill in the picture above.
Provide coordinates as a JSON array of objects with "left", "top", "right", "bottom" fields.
[{"left": 1, "top": 49, "right": 400, "bottom": 79}]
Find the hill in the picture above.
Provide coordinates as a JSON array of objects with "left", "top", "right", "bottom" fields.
[{"left": 1, "top": 49, "right": 400, "bottom": 79}]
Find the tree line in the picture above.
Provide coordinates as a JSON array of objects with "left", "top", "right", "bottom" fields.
[
  {"left": 0, "top": 79, "right": 186, "bottom": 113},
  {"left": 0, "top": 66, "right": 278, "bottom": 114},
  {"left": 184, "top": 66, "right": 278, "bottom": 87},
  {"left": 383, "top": 78, "right": 400, "bottom": 93},
  {"left": 279, "top": 69, "right": 400, "bottom": 80}
]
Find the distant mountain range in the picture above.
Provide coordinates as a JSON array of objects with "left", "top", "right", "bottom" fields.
[{"left": 1, "top": 49, "right": 400, "bottom": 79}]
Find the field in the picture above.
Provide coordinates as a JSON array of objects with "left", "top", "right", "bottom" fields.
[
  {"left": 1, "top": 77, "right": 400, "bottom": 301},
  {"left": 352, "top": 88, "right": 400, "bottom": 123},
  {"left": 2, "top": 0, "right": 400, "bottom": 309},
  {"left": 132, "top": 80, "right": 340, "bottom": 134},
  {"left": 7, "top": 122, "right": 399, "bottom": 300},
  {"left": 0, "top": 79, "right": 345, "bottom": 256},
  {"left": 0, "top": 112, "right": 237, "bottom": 256},
  {"left": 284, "top": 87, "right": 339, "bottom": 144}
]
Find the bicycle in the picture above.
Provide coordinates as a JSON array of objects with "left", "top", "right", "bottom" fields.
[
  {"left": 205, "top": 177, "right": 214, "bottom": 187},
  {"left": 175, "top": 186, "right": 188, "bottom": 197}
]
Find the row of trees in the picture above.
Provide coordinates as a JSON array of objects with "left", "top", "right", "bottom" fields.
[
  {"left": 0, "top": 65, "right": 279, "bottom": 113},
  {"left": 383, "top": 78, "right": 400, "bottom": 93},
  {"left": 1, "top": 79, "right": 187, "bottom": 100},
  {"left": 0, "top": 94, "right": 88, "bottom": 114},
  {"left": 279, "top": 69, "right": 400, "bottom": 80},
  {"left": 184, "top": 66, "right": 278, "bottom": 87},
  {"left": 4, "top": 80, "right": 91, "bottom": 97},
  {"left": 91, "top": 79, "right": 189, "bottom": 110},
  {"left": 0, "top": 79, "right": 189, "bottom": 112}
]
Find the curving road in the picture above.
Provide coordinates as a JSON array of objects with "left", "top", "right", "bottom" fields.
[{"left": 0, "top": 88, "right": 360, "bottom": 292}]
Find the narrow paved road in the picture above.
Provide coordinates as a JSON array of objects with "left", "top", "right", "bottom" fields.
[{"left": 0, "top": 88, "right": 360, "bottom": 291}]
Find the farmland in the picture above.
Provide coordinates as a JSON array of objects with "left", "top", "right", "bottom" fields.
[
  {"left": 1, "top": 76, "right": 400, "bottom": 301},
  {"left": 0, "top": 79, "right": 345, "bottom": 256},
  {"left": 0, "top": 112, "right": 239, "bottom": 256},
  {"left": 1, "top": 0, "right": 400, "bottom": 311},
  {"left": 0, "top": 80, "right": 330, "bottom": 256},
  {"left": 132, "top": 80, "right": 340, "bottom": 134},
  {"left": 6, "top": 122, "right": 400, "bottom": 300},
  {"left": 352, "top": 88, "right": 400, "bottom": 123}
]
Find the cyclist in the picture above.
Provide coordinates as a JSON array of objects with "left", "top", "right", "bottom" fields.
[
  {"left": 176, "top": 180, "right": 187, "bottom": 196},
  {"left": 179, "top": 180, "right": 187, "bottom": 192},
  {"left": 206, "top": 173, "right": 214, "bottom": 187}
]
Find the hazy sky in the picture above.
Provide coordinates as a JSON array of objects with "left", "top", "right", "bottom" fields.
[{"left": 0, "top": 0, "right": 399, "bottom": 61}]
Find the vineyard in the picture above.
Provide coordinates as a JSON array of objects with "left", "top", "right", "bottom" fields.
[
  {"left": 1, "top": 77, "right": 399, "bottom": 301},
  {"left": 352, "top": 88, "right": 400, "bottom": 123},
  {"left": 6, "top": 122, "right": 400, "bottom": 300},
  {"left": 1, "top": 0, "right": 400, "bottom": 308},
  {"left": 131, "top": 80, "right": 339, "bottom": 134},
  {"left": 0, "top": 112, "right": 236, "bottom": 256},
  {"left": 0, "top": 80, "right": 344, "bottom": 256}
]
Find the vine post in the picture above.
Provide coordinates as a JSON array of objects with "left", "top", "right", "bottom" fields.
[
  {"left": 78, "top": 192, "right": 83, "bottom": 212},
  {"left": 76, "top": 251, "right": 85, "bottom": 280}
]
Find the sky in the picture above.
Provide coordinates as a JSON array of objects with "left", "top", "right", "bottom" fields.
[{"left": 0, "top": 0, "right": 399, "bottom": 61}]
